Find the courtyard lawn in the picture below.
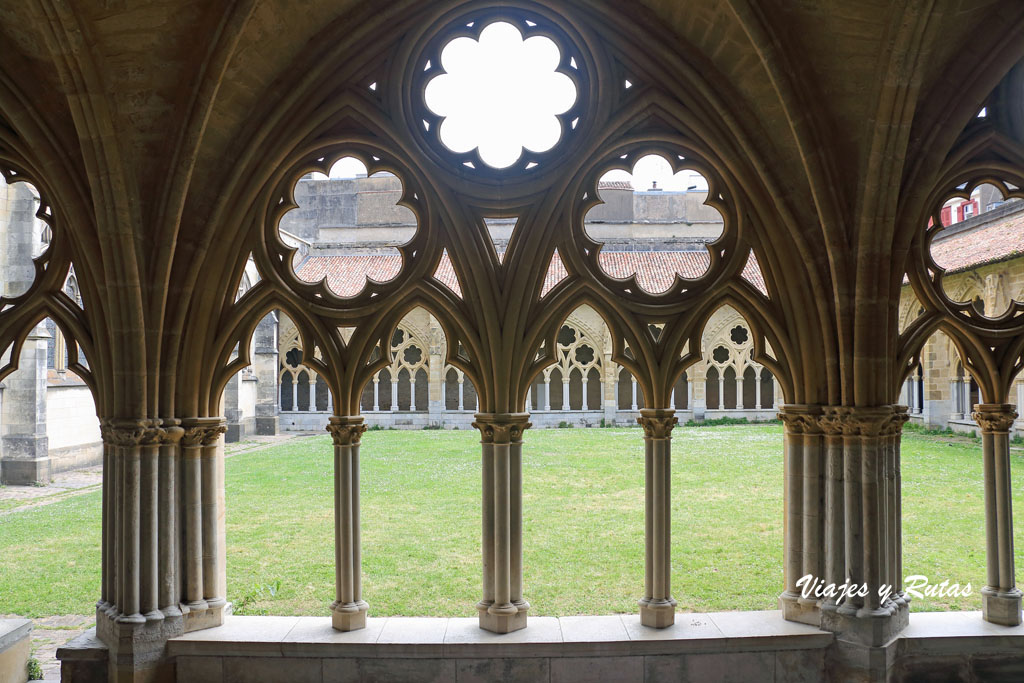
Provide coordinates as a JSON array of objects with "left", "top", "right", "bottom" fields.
[{"left": 1, "top": 425, "right": 1021, "bottom": 618}]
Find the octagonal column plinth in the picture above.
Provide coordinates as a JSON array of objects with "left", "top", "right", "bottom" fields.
[
  {"left": 328, "top": 416, "right": 370, "bottom": 631},
  {"left": 637, "top": 409, "right": 677, "bottom": 628},
  {"left": 473, "top": 413, "right": 531, "bottom": 633},
  {"left": 973, "top": 405, "right": 1023, "bottom": 626}
]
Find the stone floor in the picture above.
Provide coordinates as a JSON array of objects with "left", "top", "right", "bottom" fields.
[{"left": 0, "top": 432, "right": 313, "bottom": 681}]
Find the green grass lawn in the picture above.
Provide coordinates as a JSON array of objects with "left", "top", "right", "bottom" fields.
[{"left": 1, "top": 425, "right": 1020, "bottom": 618}]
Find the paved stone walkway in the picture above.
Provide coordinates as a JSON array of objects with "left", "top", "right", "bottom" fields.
[{"left": 0, "top": 431, "right": 315, "bottom": 679}]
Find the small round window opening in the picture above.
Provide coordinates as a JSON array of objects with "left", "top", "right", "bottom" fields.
[{"left": 420, "top": 15, "right": 583, "bottom": 172}]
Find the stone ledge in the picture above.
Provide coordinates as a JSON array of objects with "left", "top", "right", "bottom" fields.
[
  {"left": 0, "top": 619, "right": 31, "bottom": 654},
  {"left": 55, "top": 628, "right": 108, "bottom": 661},
  {"left": 167, "top": 610, "right": 834, "bottom": 660}
]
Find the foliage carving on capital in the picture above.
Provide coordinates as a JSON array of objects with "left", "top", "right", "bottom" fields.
[
  {"left": 972, "top": 405, "right": 1018, "bottom": 433},
  {"left": 327, "top": 418, "right": 368, "bottom": 446},
  {"left": 777, "top": 406, "right": 823, "bottom": 435},
  {"left": 637, "top": 414, "right": 677, "bottom": 439},
  {"left": 181, "top": 421, "right": 228, "bottom": 447},
  {"left": 472, "top": 414, "right": 532, "bottom": 444},
  {"left": 100, "top": 419, "right": 150, "bottom": 447},
  {"left": 817, "top": 406, "right": 908, "bottom": 437}
]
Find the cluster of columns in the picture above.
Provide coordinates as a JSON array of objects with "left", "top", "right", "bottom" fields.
[
  {"left": 471, "top": 413, "right": 531, "bottom": 632},
  {"left": 777, "top": 405, "right": 911, "bottom": 644},
  {"left": 97, "top": 416, "right": 228, "bottom": 672}
]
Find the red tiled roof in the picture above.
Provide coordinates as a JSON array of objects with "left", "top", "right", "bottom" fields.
[
  {"left": 597, "top": 180, "right": 634, "bottom": 191},
  {"left": 296, "top": 250, "right": 768, "bottom": 298},
  {"left": 930, "top": 211, "right": 1024, "bottom": 273}
]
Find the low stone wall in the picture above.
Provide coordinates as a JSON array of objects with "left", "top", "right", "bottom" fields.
[
  {"left": 280, "top": 409, "right": 780, "bottom": 432},
  {"left": 0, "top": 619, "right": 31, "bottom": 683}
]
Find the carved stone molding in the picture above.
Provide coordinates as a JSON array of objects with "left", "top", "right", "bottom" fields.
[
  {"left": 777, "top": 404, "right": 823, "bottom": 434},
  {"left": 100, "top": 419, "right": 151, "bottom": 447},
  {"left": 326, "top": 416, "right": 368, "bottom": 446},
  {"left": 472, "top": 413, "right": 532, "bottom": 444},
  {"left": 816, "top": 405, "right": 908, "bottom": 438},
  {"left": 637, "top": 409, "right": 677, "bottom": 439},
  {"left": 160, "top": 419, "right": 185, "bottom": 445},
  {"left": 973, "top": 404, "right": 1019, "bottom": 433},
  {"left": 180, "top": 418, "right": 228, "bottom": 447}
]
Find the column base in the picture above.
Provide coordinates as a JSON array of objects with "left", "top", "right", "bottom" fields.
[
  {"left": 478, "top": 601, "right": 528, "bottom": 633},
  {"left": 779, "top": 591, "right": 820, "bottom": 626},
  {"left": 331, "top": 601, "right": 369, "bottom": 631},
  {"left": 982, "top": 587, "right": 1023, "bottom": 626},
  {"left": 0, "top": 456, "right": 51, "bottom": 485},
  {"left": 639, "top": 597, "right": 677, "bottom": 628},
  {"left": 181, "top": 600, "right": 228, "bottom": 632},
  {"left": 820, "top": 600, "right": 908, "bottom": 646}
]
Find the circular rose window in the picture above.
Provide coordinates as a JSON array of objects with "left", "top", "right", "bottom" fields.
[{"left": 417, "top": 14, "right": 585, "bottom": 174}]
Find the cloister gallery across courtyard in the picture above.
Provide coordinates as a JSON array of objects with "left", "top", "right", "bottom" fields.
[{"left": 1, "top": 1, "right": 1024, "bottom": 682}]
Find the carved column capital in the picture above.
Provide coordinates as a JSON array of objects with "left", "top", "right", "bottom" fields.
[
  {"left": 180, "top": 418, "right": 228, "bottom": 447},
  {"left": 472, "top": 413, "right": 531, "bottom": 444},
  {"left": 327, "top": 416, "right": 367, "bottom": 446},
  {"left": 159, "top": 419, "right": 185, "bottom": 445},
  {"left": 637, "top": 409, "right": 677, "bottom": 439},
  {"left": 777, "top": 404, "right": 823, "bottom": 434},
  {"left": 100, "top": 418, "right": 151, "bottom": 447},
  {"left": 817, "top": 405, "right": 908, "bottom": 437},
  {"left": 973, "top": 404, "right": 1018, "bottom": 433}
]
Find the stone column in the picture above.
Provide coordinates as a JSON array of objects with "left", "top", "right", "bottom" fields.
[
  {"left": 410, "top": 378, "right": 417, "bottom": 411},
  {"left": 718, "top": 376, "right": 725, "bottom": 409},
  {"left": 581, "top": 378, "right": 589, "bottom": 411},
  {"left": 391, "top": 380, "right": 398, "bottom": 412},
  {"left": 604, "top": 360, "right": 617, "bottom": 424},
  {"left": 373, "top": 377, "right": 380, "bottom": 411},
  {"left": 0, "top": 325, "right": 50, "bottom": 484},
  {"left": 638, "top": 409, "right": 677, "bottom": 627},
  {"left": 179, "top": 418, "right": 227, "bottom": 631},
  {"left": 687, "top": 372, "right": 694, "bottom": 413},
  {"left": 755, "top": 369, "right": 762, "bottom": 410},
  {"left": 472, "top": 413, "right": 531, "bottom": 633},
  {"left": 542, "top": 379, "right": 549, "bottom": 412},
  {"left": 327, "top": 416, "right": 369, "bottom": 631},
  {"left": 253, "top": 313, "right": 279, "bottom": 435},
  {"left": 973, "top": 404, "right": 1023, "bottom": 626},
  {"left": 777, "top": 405, "right": 824, "bottom": 626},
  {"left": 735, "top": 377, "right": 743, "bottom": 410},
  {"left": 458, "top": 378, "right": 465, "bottom": 411},
  {"left": 630, "top": 379, "right": 638, "bottom": 411},
  {"left": 563, "top": 379, "right": 570, "bottom": 412},
  {"left": 158, "top": 420, "right": 184, "bottom": 619}
]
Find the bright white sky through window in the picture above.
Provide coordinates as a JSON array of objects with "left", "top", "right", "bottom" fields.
[
  {"left": 320, "top": 23, "right": 708, "bottom": 190},
  {"left": 425, "top": 22, "right": 575, "bottom": 169}
]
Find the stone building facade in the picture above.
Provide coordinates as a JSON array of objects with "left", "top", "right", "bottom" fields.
[{"left": 900, "top": 190, "right": 1024, "bottom": 435}]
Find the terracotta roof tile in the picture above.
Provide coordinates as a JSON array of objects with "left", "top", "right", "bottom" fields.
[
  {"left": 296, "top": 250, "right": 768, "bottom": 298},
  {"left": 930, "top": 211, "right": 1024, "bottom": 274},
  {"left": 597, "top": 180, "right": 634, "bottom": 191}
]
